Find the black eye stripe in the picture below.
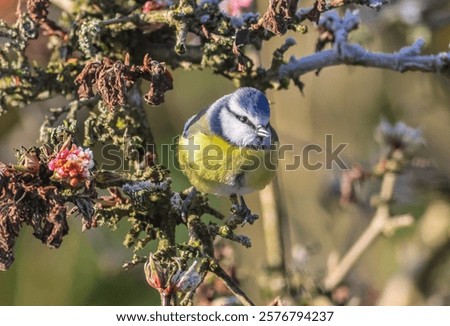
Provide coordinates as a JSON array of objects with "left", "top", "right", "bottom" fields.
[
  {"left": 225, "top": 106, "right": 257, "bottom": 129},
  {"left": 239, "top": 115, "right": 255, "bottom": 128}
]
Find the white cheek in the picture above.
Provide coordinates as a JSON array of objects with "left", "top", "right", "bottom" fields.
[{"left": 220, "top": 111, "right": 256, "bottom": 147}]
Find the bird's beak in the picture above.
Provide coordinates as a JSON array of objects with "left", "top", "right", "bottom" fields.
[{"left": 256, "top": 125, "right": 271, "bottom": 138}]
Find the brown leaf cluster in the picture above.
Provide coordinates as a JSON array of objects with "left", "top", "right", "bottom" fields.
[
  {"left": 75, "top": 54, "right": 173, "bottom": 109},
  {"left": 27, "top": 0, "right": 67, "bottom": 39},
  {"left": 0, "top": 159, "right": 68, "bottom": 271},
  {"left": 0, "top": 147, "right": 96, "bottom": 271},
  {"left": 254, "top": 0, "right": 299, "bottom": 35}
]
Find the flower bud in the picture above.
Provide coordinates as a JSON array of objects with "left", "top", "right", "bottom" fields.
[
  {"left": 144, "top": 254, "right": 202, "bottom": 298},
  {"left": 48, "top": 144, "right": 94, "bottom": 187}
]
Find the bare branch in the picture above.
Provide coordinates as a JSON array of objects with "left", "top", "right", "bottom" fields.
[
  {"left": 280, "top": 11, "right": 450, "bottom": 83},
  {"left": 347, "top": 0, "right": 387, "bottom": 8},
  {"left": 297, "top": 0, "right": 388, "bottom": 22},
  {"left": 322, "top": 171, "right": 413, "bottom": 291},
  {"left": 209, "top": 262, "right": 256, "bottom": 306},
  {"left": 383, "top": 214, "right": 414, "bottom": 236}
]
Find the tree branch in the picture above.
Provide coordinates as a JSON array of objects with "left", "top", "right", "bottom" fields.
[
  {"left": 322, "top": 171, "right": 414, "bottom": 291},
  {"left": 260, "top": 176, "right": 290, "bottom": 296},
  {"left": 280, "top": 11, "right": 450, "bottom": 82},
  {"left": 209, "top": 262, "right": 255, "bottom": 306}
]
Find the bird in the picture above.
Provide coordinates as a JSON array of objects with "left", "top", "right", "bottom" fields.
[{"left": 178, "top": 87, "right": 278, "bottom": 223}]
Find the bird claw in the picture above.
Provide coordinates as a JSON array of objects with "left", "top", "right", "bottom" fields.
[
  {"left": 242, "top": 211, "right": 259, "bottom": 226},
  {"left": 230, "top": 202, "right": 259, "bottom": 226}
]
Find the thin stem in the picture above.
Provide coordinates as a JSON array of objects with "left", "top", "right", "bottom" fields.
[
  {"left": 160, "top": 293, "right": 172, "bottom": 306},
  {"left": 100, "top": 11, "right": 172, "bottom": 27},
  {"left": 253, "top": 39, "right": 290, "bottom": 297},
  {"left": 210, "top": 263, "right": 255, "bottom": 306},
  {"left": 259, "top": 177, "right": 289, "bottom": 293},
  {"left": 322, "top": 171, "right": 398, "bottom": 291}
]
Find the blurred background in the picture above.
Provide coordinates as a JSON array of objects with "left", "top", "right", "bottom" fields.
[{"left": 0, "top": 0, "right": 449, "bottom": 305}]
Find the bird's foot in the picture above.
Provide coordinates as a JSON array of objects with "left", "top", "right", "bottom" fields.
[
  {"left": 241, "top": 210, "right": 259, "bottom": 226},
  {"left": 229, "top": 195, "right": 259, "bottom": 226}
]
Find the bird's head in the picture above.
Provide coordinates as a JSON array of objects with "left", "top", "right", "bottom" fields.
[{"left": 212, "top": 87, "right": 272, "bottom": 148}]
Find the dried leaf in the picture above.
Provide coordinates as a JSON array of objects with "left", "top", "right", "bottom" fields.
[
  {"left": 253, "top": 0, "right": 299, "bottom": 35},
  {"left": 75, "top": 54, "right": 173, "bottom": 109},
  {"left": 0, "top": 144, "right": 97, "bottom": 271},
  {"left": 140, "top": 54, "right": 173, "bottom": 106}
]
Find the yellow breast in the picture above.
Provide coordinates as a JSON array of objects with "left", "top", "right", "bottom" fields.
[{"left": 178, "top": 133, "right": 278, "bottom": 196}]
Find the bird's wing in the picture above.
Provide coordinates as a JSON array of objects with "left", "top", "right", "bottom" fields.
[{"left": 182, "top": 107, "right": 211, "bottom": 137}]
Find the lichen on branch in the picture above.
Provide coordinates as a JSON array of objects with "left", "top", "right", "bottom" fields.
[{"left": 0, "top": 0, "right": 448, "bottom": 306}]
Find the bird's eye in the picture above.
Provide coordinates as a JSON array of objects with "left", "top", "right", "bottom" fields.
[{"left": 239, "top": 116, "right": 248, "bottom": 123}]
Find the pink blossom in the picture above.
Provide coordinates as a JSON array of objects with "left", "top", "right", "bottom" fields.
[
  {"left": 142, "top": 0, "right": 168, "bottom": 13},
  {"left": 220, "top": 0, "right": 253, "bottom": 16},
  {"left": 48, "top": 144, "right": 94, "bottom": 187}
]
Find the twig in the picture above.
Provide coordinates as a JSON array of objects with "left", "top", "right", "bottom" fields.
[
  {"left": 161, "top": 293, "right": 171, "bottom": 306},
  {"left": 280, "top": 11, "right": 450, "bottom": 81},
  {"left": 336, "top": 0, "right": 387, "bottom": 9},
  {"left": 323, "top": 171, "right": 412, "bottom": 291},
  {"left": 280, "top": 40, "right": 450, "bottom": 78},
  {"left": 100, "top": 15, "right": 144, "bottom": 27},
  {"left": 383, "top": 214, "right": 414, "bottom": 236},
  {"left": 298, "top": 0, "right": 387, "bottom": 17},
  {"left": 252, "top": 44, "right": 290, "bottom": 297},
  {"left": 377, "top": 201, "right": 450, "bottom": 305},
  {"left": 210, "top": 262, "right": 255, "bottom": 306},
  {"left": 100, "top": 11, "right": 171, "bottom": 27},
  {"left": 259, "top": 176, "right": 289, "bottom": 294}
]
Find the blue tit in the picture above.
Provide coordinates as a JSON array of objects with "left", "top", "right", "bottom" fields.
[{"left": 178, "top": 87, "right": 278, "bottom": 221}]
